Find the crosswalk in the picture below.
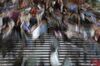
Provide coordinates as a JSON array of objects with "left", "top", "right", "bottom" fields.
[{"left": 0, "top": 33, "right": 100, "bottom": 66}]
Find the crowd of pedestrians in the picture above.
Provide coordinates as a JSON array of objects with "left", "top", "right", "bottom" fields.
[{"left": 0, "top": 0, "right": 100, "bottom": 66}]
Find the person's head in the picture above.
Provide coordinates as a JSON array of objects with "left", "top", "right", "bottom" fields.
[
  {"left": 23, "top": 9, "right": 29, "bottom": 16},
  {"left": 30, "top": 7, "right": 37, "bottom": 17},
  {"left": 12, "top": 0, "right": 16, "bottom": 4}
]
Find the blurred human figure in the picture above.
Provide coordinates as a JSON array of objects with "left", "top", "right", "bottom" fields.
[
  {"left": 62, "top": 57, "right": 72, "bottom": 66},
  {"left": 94, "top": 29, "right": 100, "bottom": 43},
  {"left": 29, "top": 9, "right": 37, "bottom": 29},
  {"left": 1, "top": 11, "right": 15, "bottom": 39},
  {"left": 0, "top": 16, "right": 3, "bottom": 33},
  {"left": 2, "top": 17, "right": 15, "bottom": 39},
  {"left": 20, "top": 11, "right": 31, "bottom": 34},
  {"left": 31, "top": 16, "right": 47, "bottom": 40},
  {"left": 0, "top": 12, "right": 15, "bottom": 58},
  {"left": 54, "top": 0, "right": 63, "bottom": 12},
  {"left": 50, "top": 37, "right": 60, "bottom": 66},
  {"left": 10, "top": 9, "right": 22, "bottom": 39},
  {"left": 50, "top": 47, "right": 60, "bottom": 66},
  {"left": 36, "top": 4, "right": 45, "bottom": 25}
]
